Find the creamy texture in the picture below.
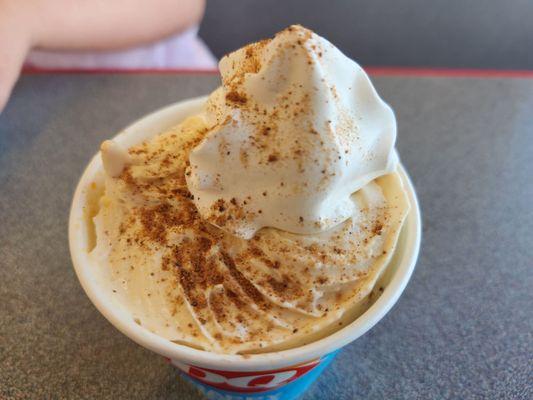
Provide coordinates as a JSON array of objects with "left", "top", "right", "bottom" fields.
[
  {"left": 186, "top": 25, "right": 397, "bottom": 239},
  {"left": 93, "top": 117, "right": 409, "bottom": 354},
  {"left": 101, "top": 140, "right": 131, "bottom": 178},
  {"left": 91, "top": 25, "right": 410, "bottom": 354}
]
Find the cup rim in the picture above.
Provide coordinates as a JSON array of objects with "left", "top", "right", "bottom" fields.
[{"left": 69, "top": 96, "right": 422, "bottom": 371}]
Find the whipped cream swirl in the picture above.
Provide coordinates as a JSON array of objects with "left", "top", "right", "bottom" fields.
[
  {"left": 92, "top": 26, "right": 409, "bottom": 354},
  {"left": 186, "top": 25, "right": 397, "bottom": 239}
]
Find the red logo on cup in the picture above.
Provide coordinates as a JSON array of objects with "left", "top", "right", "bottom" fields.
[{"left": 172, "top": 359, "right": 321, "bottom": 393}]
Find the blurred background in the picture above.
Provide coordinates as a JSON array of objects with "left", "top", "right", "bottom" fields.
[{"left": 199, "top": 0, "right": 533, "bottom": 70}]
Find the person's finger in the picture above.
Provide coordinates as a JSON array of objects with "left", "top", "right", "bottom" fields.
[
  {"left": 0, "top": 38, "right": 27, "bottom": 113},
  {"left": 0, "top": 66, "right": 20, "bottom": 113},
  {"left": 0, "top": 0, "right": 32, "bottom": 113}
]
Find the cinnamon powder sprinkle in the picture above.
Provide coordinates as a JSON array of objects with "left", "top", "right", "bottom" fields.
[
  {"left": 267, "top": 154, "right": 279, "bottom": 162},
  {"left": 104, "top": 25, "right": 401, "bottom": 349},
  {"left": 225, "top": 91, "right": 248, "bottom": 105}
]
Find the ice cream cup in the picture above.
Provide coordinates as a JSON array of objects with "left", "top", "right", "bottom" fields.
[{"left": 69, "top": 96, "right": 422, "bottom": 400}]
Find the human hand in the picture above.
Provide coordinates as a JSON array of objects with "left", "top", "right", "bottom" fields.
[
  {"left": 0, "top": 0, "right": 33, "bottom": 112},
  {"left": 0, "top": 0, "right": 205, "bottom": 113}
]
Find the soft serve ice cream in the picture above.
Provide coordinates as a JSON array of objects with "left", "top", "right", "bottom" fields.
[
  {"left": 90, "top": 25, "right": 410, "bottom": 354},
  {"left": 187, "top": 25, "right": 397, "bottom": 239}
]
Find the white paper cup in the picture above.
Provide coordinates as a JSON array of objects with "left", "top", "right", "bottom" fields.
[{"left": 69, "top": 96, "right": 421, "bottom": 400}]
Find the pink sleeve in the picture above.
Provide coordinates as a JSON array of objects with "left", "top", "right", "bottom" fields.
[{"left": 25, "top": 27, "right": 218, "bottom": 70}]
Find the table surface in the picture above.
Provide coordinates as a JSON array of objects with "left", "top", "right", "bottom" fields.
[{"left": 1, "top": 73, "right": 532, "bottom": 400}]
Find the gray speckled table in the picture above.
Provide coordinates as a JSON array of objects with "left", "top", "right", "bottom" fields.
[{"left": 1, "top": 73, "right": 532, "bottom": 400}]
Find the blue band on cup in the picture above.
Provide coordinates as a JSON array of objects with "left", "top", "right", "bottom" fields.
[{"left": 177, "top": 350, "right": 340, "bottom": 400}]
